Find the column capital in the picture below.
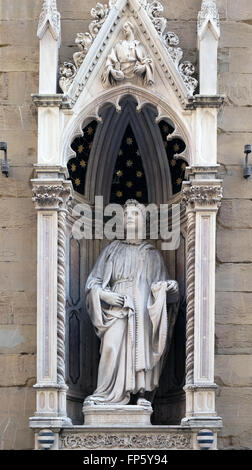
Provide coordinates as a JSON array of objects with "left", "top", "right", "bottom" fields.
[
  {"left": 31, "top": 180, "right": 72, "bottom": 211},
  {"left": 182, "top": 181, "right": 223, "bottom": 212}
]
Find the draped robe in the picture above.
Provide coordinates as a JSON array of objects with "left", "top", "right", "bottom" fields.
[
  {"left": 85, "top": 240, "right": 179, "bottom": 405},
  {"left": 102, "top": 39, "right": 154, "bottom": 86}
]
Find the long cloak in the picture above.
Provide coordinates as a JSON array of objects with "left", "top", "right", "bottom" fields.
[{"left": 85, "top": 240, "right": 179, "bottom": 405}]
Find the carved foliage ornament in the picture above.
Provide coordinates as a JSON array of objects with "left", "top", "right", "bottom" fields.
[
  {"left": 32, "top": 185, "right": 72, "bottom": 209},
  {"left": 37, "top": 0, "right": 61, "bottom": 40},
  {"left": 198, "top": 0, "right": 220, "bottom": 31},
  {"left": 59, "top": 0, "right": 198, "bottom": 95},
  {"left": 59, "top": 2, "right": 113, "bottom": 93},
  {"left": 144, "top": 1, "right": 198, "bottom": 94},
  {"left": 182, "top": 185, "right": 223, "bottom": 208},
  {"left": 61, "top": 433, "right": 192, "bottom": 450}
]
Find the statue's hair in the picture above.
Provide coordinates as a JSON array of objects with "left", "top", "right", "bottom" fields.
[
  {"left": 123, "top": 199, "right": 146, "bottom": 219},
  {"left": 123, "top": 20, "right": 135, "bottom": 33}
]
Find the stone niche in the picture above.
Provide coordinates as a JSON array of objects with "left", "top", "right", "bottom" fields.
[{"left": 65, "top": 97, "right": 187, "bottom": 427}]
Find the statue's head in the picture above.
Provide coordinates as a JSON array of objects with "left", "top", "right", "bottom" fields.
[
  {"left": 122, "top": 21, "right": 135, "bottom": 40},
  {"left": 123, "top": 199, "right": 146, "bottom": 241}
]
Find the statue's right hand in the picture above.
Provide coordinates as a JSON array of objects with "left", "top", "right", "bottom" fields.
[
  {"left": 110, "top": 69, "right": 125, "bottom": 81},
  {"left": 100, "top": 290, "right": 125, "bottom": 307}
]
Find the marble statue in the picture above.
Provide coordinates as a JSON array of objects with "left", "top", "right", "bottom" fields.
[
  {"left": 102, "top": 21, "right": 154, "bottom": 86},
  {"left": 83, "top": 200, "right": 179, "bottom": 407}
]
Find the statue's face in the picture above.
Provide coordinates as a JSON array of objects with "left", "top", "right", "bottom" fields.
[
  {"left": 124, "top": 205, "right": 145, "bottom": 240},
  {"left": 123, "top": 22, "right": 133, "bottom": 39}
]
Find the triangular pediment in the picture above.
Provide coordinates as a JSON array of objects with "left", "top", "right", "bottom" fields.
[{"left": 59, "top": 0, "right": 198, "bottom": 109}]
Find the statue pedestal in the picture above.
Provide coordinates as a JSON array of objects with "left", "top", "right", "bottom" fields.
[{"left": 83, "top": 404, "right": 153, "bottom": 426}]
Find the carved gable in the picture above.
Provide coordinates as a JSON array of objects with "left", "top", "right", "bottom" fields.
[{"left": 59, "top": 0, "right": 198, "bottom": 109}]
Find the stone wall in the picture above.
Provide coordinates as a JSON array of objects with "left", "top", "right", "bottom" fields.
[
  {"left": 216, "top": 0, "right": 252, "bottom": 450},
  {"left": 0, "top": 0, "right": 251, "bottom": 450}
]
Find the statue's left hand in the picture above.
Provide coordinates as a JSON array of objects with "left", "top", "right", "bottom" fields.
[{"left": 166, "top": 280, "right": 179, "bottom": 295}]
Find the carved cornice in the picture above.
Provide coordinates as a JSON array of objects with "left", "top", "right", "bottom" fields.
[
  {"left": 32, "top": 94, "right": 63, "bottom": 107},
  {"left": 182, "top": 183, "right": 223, "bottom": 209},
  {"left": 32, "top": 183, "right": 72, "bottom": 210},
  {"left": 61, "top": 432, "right": 192, "bottom": 450},
  {"left": 37, "top": 0, "right": 61, "bottom": 41},
  {"left": 186, "top": 95, "right": 224, "bottom": 110}
]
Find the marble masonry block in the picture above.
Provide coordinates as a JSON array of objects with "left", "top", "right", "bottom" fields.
[
  {"left": 219, "top": 107, "right": 252, "bottom": 133},
  {"left": 220, "top": 21, "right": 252, "bottom": 48},
  {"left": 215, "top": 355, "right": 252, "bottom": 387},
  {"left": 229, "top": 48, "right": 252, "bottom": 73},
  {"left": 83, "top": 404, "right": 153, "bottom": 426},
  {"left": 215, "top": 323, "right": 252, "bottom": 354},
  {"left": 0, "top": 198, "right": 36, "bottom": 229},
  {"left": 220, "top": 166, "right": 252, "bottom": 199},
  {"left": 0, "top": 325, "right": 36, "bottom": 354},
  {"left": 219, "top": 72, "right": 252, "bottom": 106},
  {"left": 0, "top": 0, "right": 42, "bottom": 21},
  {"left": 0, "top": 353, "right": 36, "bottom": 386},
  {"left": 216, "top": 263, "right": 252, "bottom": 292},
  {"left": 217, "top": 228, "right": 252, "bottom": 262},
  {"left": 217, "top": 132, "right": 252, "bottom": 166},
  {"left": 0, "top": 387, "right": 35, "bottom": 450},
  {"left": 227, "top": 0, "right": 252, "bottom": 21},
  {"left": 0, "top": 45, "right": 39, "bottom": 73},
  {"left": 216, "top": 292, "right": 252, "bottom": 325},
  {"left": 218, "top": 199, "right": 252, "bottom": 229},
  {"left": 216, "top": 387, "right": 252, "bottom": 449}
]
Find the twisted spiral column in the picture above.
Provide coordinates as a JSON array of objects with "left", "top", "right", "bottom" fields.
[
  {"left": 57, "top": 207, "right": 67, "bottom": 385},
  {"left": 185, "top": 209, "right": 196, "bottom": 385}
]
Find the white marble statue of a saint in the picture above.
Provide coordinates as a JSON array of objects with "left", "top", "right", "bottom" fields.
[
  {"left": 102, "top": 21, "right": 154, "bottom": 86},
  {"left": 84, "top": 200, "right": 179, "bottom": 407}
]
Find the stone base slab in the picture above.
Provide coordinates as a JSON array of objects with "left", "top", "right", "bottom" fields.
[
  {"left": 60, "top": 426, "right": 194, "bottom": 450},
  {"left": 83, "top": 404, "right": 152, "bottom": 426}
]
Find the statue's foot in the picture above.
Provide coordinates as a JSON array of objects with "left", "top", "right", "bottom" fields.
[
  {"left": 137, "top": 397, "right": 152, "bottom": 408},
  {"left": 83, "top": 398, "right": 96, "bottom": 407}
]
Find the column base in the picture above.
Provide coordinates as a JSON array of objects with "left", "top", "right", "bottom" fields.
[
  {"left": 29, "top": 416, "right": 72, "bottom": 429},
  {"left": 181, "top": 416, "right": 223, "bottom": 429}
]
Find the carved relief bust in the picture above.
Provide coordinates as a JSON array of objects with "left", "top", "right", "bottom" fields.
[{"left": 102, "top": 21, "right": 154, "bottom": 86}]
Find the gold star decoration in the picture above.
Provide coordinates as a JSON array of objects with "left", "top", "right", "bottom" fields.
[
  {"left": 171, "top": 159, "right": 177, "bottom": 167},
  {"left": 136, "top": 191, "right": 142, "bottom": 198},
  {"left": 88, "top": 142, "right": 92, "bottom": 150},
  {"left": 136, "top": 150, "right": 140, "bottom": 156},
  {"left": 163, "top": 125, "right": 169, "bottom": 133},
  {"left": 126, "top": 181, "right": 133, "bottom": 188},
  {"left": 126, "top": 160, "right": 133, "bottom": 167},
  {"left": 126, "top": 137, "right": 133, "bottom": 145},
  {"left": 75, "top": 178, "right": 81, "bottom": 186},
  {"left": 181, "top": 162, "right": 186, "bottom": 171},
  {"left": 173, "top": 143, "right": 180, "bottom": 153},
  {"left": 176, "top": 178, "right": 182, "bottom": 186},
  {"left": 136, "top": 171, "right": 143, "bottom": 178},
  {"left": 71, "top": 163, "right": 77, "bottom": 172},
  {"left": 87, "top": 126, "right": 94, "bottom": 135},
  {"left": 116, "top": 190, "right": 123, "bottom": 198},
  {"left": 163, "top": 140, "right": 168, "bottom": 148},
  {"left": 118, "top": 149, "right": 123, "bottom": 156},
  {"left": 78, "top": 145, "right": 84, "bottom": 154},
  {"left": 80, "top": 160, "right": 86, "bottom": 168},
  {"left": 116, "top": 170, "right": 123, "bottom": 177}
]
